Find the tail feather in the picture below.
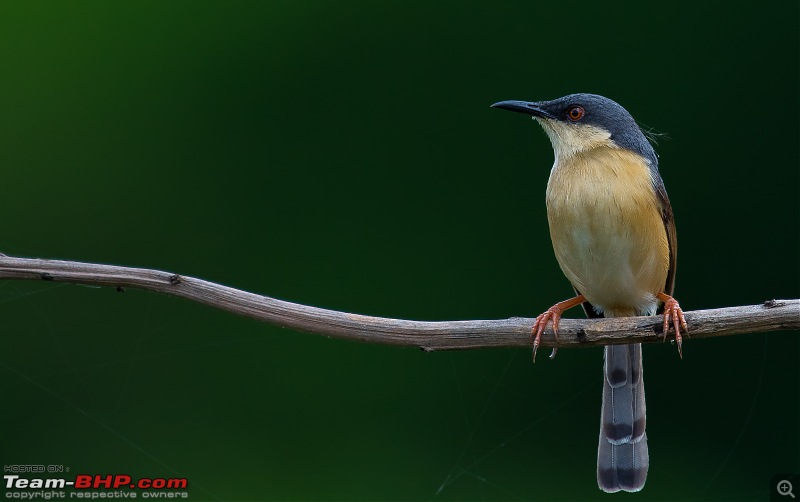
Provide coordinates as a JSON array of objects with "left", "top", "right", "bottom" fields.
[{"left": 597, "top": 343, "right": 648, "bottom": 492}]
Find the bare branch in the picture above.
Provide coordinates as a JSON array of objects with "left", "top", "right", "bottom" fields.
[{"left": 1, "top": 255, "right": 797, "bottom": 351}]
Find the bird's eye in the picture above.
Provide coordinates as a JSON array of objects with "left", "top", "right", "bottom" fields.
[{"left": 567, "top": 106, "right": 585, "bottom": 122}]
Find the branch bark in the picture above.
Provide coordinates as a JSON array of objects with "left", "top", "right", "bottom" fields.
[{"left": 0, "top": 255, "right": 797, "bottom": 351}]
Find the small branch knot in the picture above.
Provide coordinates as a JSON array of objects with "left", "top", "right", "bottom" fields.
[{"left": 168, "top": 274, "right": 182, "bottom": 285}]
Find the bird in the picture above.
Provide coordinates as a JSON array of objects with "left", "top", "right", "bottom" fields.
[{"left": 491, "top": 93, "right": 687, "bottom": 493}]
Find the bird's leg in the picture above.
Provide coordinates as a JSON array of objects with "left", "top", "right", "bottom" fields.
[
  {"left": 531, "top": 294, "right": 585, "bottom": 362},
  {"left": 656, "top": 292, "right": 688, "bottom": 358}
]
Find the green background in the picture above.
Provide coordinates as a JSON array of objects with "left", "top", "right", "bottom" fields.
[{"left": 1, "top": 1, "right": 798, "bottom": 501}]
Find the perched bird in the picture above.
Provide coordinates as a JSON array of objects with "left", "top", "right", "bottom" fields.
[{"left": 491, "top": 94, "right": 687, "bottom": 493}]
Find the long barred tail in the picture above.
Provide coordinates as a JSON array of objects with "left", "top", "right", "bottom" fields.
[{"left": 597, "top": 343, "right": 648, "bottom": 492}]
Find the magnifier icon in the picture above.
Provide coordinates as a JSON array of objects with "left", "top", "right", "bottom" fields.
[{"left": 778, "top": 480, "right": 795, "bottom": 498}]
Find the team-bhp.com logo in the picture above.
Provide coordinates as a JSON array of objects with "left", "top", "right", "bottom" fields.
[{"left": 4, "top": 473, "right": 189, "bottom": 499}]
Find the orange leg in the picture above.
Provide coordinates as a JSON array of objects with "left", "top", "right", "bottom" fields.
[
  {"left": 531, "top": 295, "right": 585, "bottom": 362},
  {"left": 656, "top": 292, "right": 688, "bottom": 358}
]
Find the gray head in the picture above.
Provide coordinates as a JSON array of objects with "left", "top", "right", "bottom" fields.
[{"left": 491, "top": 93, "right": 656, "bottom": 166}]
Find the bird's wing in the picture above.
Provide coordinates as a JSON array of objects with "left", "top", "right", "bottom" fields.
[{"left": 652, "top": 173, "right": 677, "bottom": 297}]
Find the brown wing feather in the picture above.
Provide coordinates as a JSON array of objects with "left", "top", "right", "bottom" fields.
[{"left": 652, "top": 174, "right": 677, "bottom": 298}]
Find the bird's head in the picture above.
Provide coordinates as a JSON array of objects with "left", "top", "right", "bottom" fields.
[{"left": 491, "top": 93, "right": 655, "bottom": 165}]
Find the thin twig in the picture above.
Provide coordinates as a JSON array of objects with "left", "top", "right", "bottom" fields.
[{"left": 0, "top": 255, "right": 797, "bottom": 351}]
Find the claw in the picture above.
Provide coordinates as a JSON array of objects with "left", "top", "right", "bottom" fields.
[
  {"left": 530, "top": 295, "right": 585, "bottom": 363},
  {"left": 656, "top": 292, "right": 688, "bottom": 358},
  {"left": 531, "top": 307, "right": 562, "bottom": 362}
]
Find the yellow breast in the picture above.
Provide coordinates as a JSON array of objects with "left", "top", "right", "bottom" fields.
[{"left": 545, "top": 147, "right": 670, "bottom": 317}]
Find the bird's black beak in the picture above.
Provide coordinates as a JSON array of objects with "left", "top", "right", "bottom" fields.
[{"left": 490, "top": 100, "right": 555, "bottom": 119}]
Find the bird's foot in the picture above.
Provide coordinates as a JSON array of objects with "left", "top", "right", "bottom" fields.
[
  {"left": 530, "top": 295, "right": 585, "bottom": 362},
  {"left": 531, "top": 307, "right": 562, "bottom": 363},
  {"left": 656, "top": 292, "right": 688, "bottom": 358}
]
